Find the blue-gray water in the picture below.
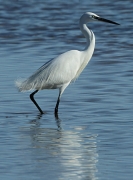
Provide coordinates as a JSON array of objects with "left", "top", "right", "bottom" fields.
[{"left": 0, "top": 0, "right": 133, "bottom": 179}]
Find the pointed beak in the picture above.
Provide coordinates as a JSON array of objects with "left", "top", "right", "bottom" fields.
[{"left": 96, "top": 16, "right": 120, "bottom": 25}]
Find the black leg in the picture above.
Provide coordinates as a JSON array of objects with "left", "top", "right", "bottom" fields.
[
  {"left": 30, "top": 90, "right": 43, "bottom": 114},
  {"left": 54, "top": 93, "right": 61, "bottom": 117}
]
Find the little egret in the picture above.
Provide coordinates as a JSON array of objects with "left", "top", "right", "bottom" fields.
[{"left": 16, "top": 12, "right": 119, "bottom": 116}]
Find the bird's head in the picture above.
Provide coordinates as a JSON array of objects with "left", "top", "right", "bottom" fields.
[{"left": 81, "top": 12, "right": 120, "bottom": 25}]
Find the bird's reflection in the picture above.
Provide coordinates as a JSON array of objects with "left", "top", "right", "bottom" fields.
[
  {"left": 30, "top": 112, "right": 43, "bottom": 126},
  {"left": 54, "top": 112, "right": 62, "bottom": 130},
  {"left": 30, "top": 111, "right": 62, "bottom": 130},
  {"left": 28, "top": 116, "right": 98, "bottom": 180}
]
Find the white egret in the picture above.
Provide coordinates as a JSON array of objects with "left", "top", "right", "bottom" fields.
[{"left": 16, "top": 12, "right": 119, "bottom": 116}]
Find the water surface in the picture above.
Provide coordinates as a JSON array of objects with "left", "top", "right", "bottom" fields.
[{"left": 0, "top": 0, "right": 133, "bottom": 180}]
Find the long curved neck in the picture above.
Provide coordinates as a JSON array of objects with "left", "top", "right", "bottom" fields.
[
  {"left": 74, "top": 15, "right": 95, "bottom": 79},
  {"left": 80, "top": 23, "right": 93, "bottom": 50},
  {"left": 79, "top": 16, "right": 95, "bottom": 68}
]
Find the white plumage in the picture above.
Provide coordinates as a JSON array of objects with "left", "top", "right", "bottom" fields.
[{"left": 16, "top": 12, "right": 119, "bottom": 116}]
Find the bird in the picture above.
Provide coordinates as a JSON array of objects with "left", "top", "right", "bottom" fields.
[{"left": 16, "top": 12, "right": 119, "bottom": 116}]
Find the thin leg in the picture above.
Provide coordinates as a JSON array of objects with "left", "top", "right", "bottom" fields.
[
  {"left": 30, "top": 90, "right": 43, "bottom": 114},
  {"left": 54, "top": 83, "right": 69, "bottom": 117},
  {"left": 54, "top": 93, "right": 61, "bottom": 116}
]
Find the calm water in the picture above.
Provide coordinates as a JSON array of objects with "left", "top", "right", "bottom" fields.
[{"left": 0, "top": 0, "right": 133, "bottom": 179}]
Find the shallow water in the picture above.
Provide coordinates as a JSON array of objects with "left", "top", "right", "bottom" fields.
[{"left": 0, "top": 0, "right": 133, "bottom": 180}]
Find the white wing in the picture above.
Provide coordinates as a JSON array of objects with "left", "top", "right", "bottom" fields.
[{"left": 16, "top": 50, "right": 82, "bottom": 91}]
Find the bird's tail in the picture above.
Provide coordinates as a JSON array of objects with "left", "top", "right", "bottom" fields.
[{"left": 15, "top": 78, "right": 34, "bottom": 92}]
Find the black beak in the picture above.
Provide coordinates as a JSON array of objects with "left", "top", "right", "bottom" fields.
[{"left": 96, "top": 16, "right": 120, "bottom": 25}]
